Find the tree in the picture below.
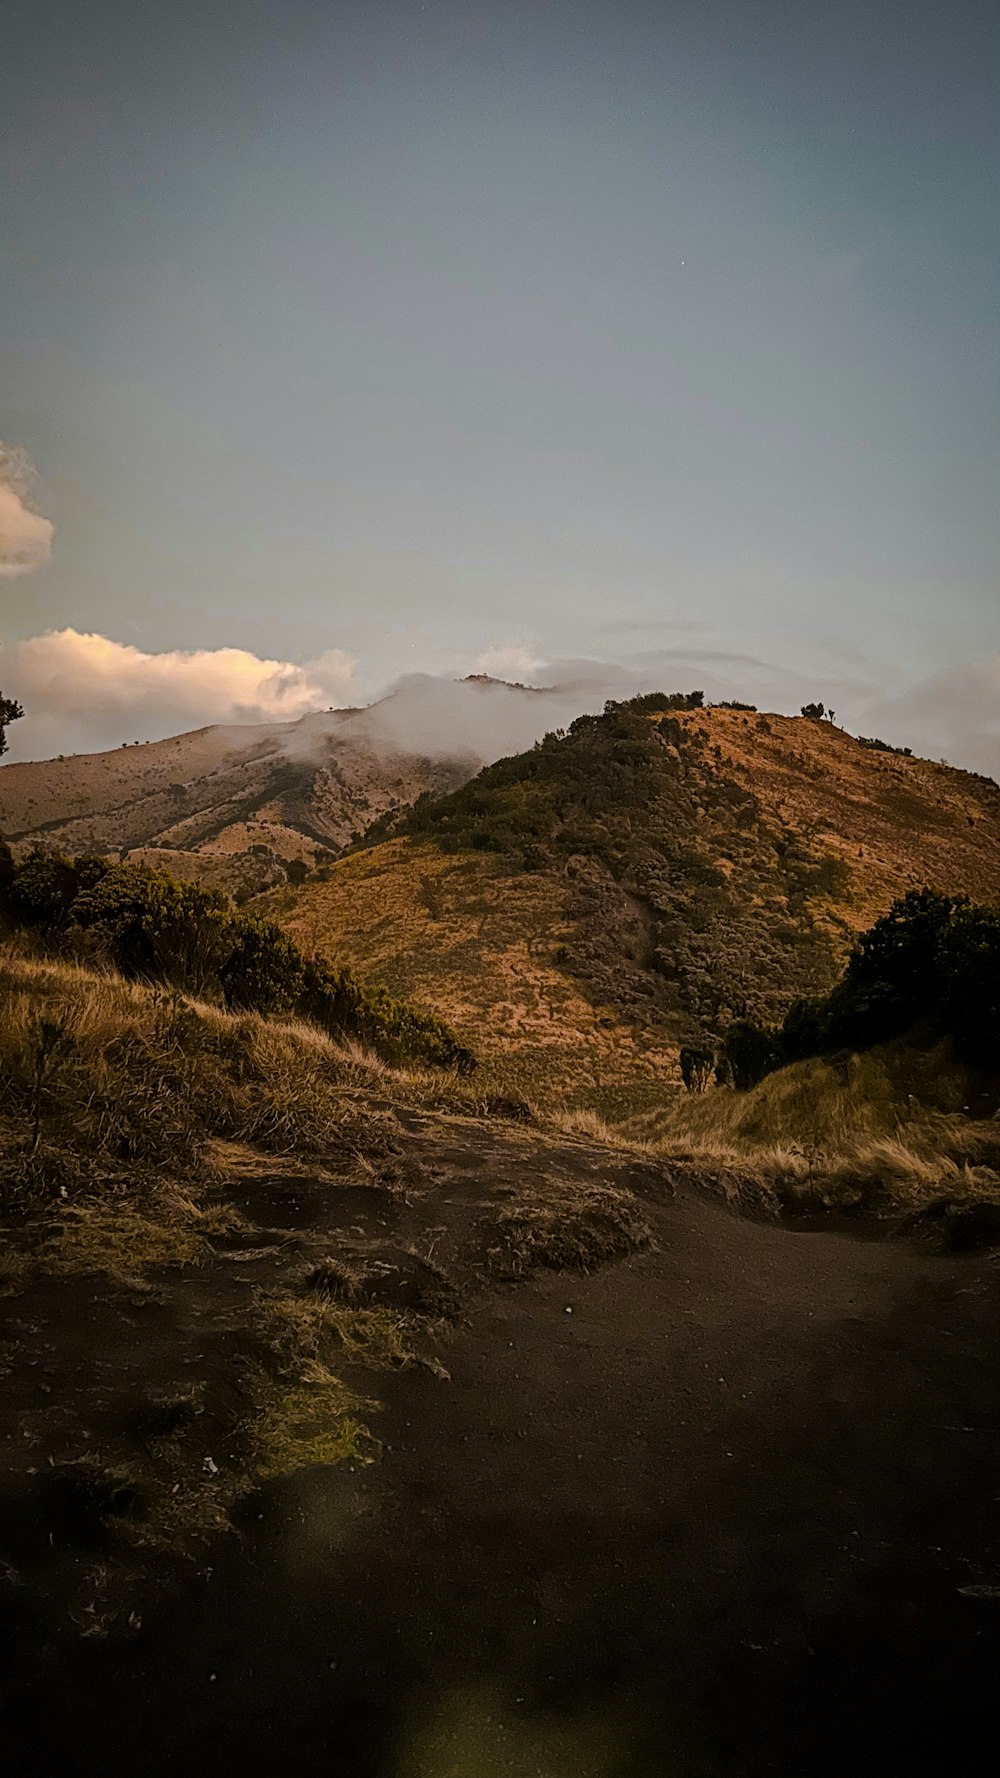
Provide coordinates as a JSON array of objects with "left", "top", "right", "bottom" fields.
[
  {"left": 680, "top": 1044, "right": 715, "bottom": 1092},
  {"left": 800, "top": 702, "right": 825, "bottom": 720},
  {"left": 716, "top": 1019, "right": 785, "bottom": 1091},
  {"left": 0, "top": 692, "right": 24, "bottom": 756}
]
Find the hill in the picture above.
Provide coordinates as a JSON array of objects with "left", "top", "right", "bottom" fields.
[
  {"left": 261, "top": 701, "right": 1000, "bottom": 1110},
  {"left": 0, "top": 707, "right": 475, "bottom": 898}
]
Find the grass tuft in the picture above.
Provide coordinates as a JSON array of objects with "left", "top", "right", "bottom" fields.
[{"left": 484, "top": 1183, "right": 652, "bottom": 1280}]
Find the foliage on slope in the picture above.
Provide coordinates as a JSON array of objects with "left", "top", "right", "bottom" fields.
[
  {"left": 714, "top": 889, "right": 1000, "bottom": 1090},
  {"left": 778, "top": 890, "right": 998, "bottom": 1065},
  {"left": 361, "top": 694, "right": 856, "bottom": 1035},
  {"left": 0, "top": 842, "right": 473, "bottom": 1072},
  {"left": 267, "top": 695, "right": 1000, "bottom": 1106}
]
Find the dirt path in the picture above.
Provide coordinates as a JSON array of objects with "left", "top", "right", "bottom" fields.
[{"left": 3, "top": 1170, "right": 999, "bottom": 1777}]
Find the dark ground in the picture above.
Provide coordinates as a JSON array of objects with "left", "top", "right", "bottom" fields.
[{"left": 1, "top": 1126, "right": 999, "bottom": 1777}]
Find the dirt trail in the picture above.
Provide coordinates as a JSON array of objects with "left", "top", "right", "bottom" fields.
[{"left": 3, "top": 1163, "right": 999, "bottom": 1777}]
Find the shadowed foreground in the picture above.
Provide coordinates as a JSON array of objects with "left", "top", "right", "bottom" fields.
[{"left": 3, "top": 1155, "right": 999, "bottom": 1777}]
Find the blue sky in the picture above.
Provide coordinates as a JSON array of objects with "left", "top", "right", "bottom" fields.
[{"left": 1, "top": 0, "right": 997, "bottom": 764}]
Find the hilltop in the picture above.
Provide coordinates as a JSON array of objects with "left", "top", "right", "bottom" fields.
[{"left": 262, "top": 700, "right": 1000, "bottom": 1109}]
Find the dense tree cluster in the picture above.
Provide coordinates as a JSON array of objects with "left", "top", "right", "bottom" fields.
[
  {"left": 0, "top": 843, "right": 474, "bottom": 1071},
  {"left": 705, "top": 890, "right": 1000, "bottom": 1090}
]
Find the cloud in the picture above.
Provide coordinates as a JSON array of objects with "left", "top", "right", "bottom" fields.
[
  {"left": 356, "top": 657, "right": 704, "bottom": 766},
  {"left": 858, "top": 656, "right": 1000, "bottom": 781},
  {"left": 2, "top": 628, "right": 357, "bottom": 759},
  {"left": 1, "top": 623, "right": 995, "bottom": 785},
  {"left": 0, "top": 444, "right": 54, "bottom": 578},
  {"left": 472, "top": 642, "right": 547, "bottom": 683}
]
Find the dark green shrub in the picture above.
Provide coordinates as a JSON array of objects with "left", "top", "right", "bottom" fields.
[
  {"left": 857, "top": 735, "right": 912, "bottom": 756},
  {"left": 779, "top": 889, "right": 1000, "bottom": 1069},
  {"left": 824, "top": 888, "right": 957, "bottom": 1048},
  {"left": 219, "top": 915, "right": 306, "bottom": 1014},
  {"left": 780, "top": 995, "right": 829, "bottom": 1060},
  {"left": 936, "top": 901, "right": 1000, "bottom": 1067},
  {"left": 717, "top": 1020, "right": 785, "bottom": 1091},
  {"left": 4, "top": 850, "right": 91, "bottom": 926},
  {"left": 70, "top": 864, "right": 233, "bottom": 992},
  {"left": 0, "top": 850, "right": 475, "bottom": 1073},
  {"left": 301, "top": 957, "right": 476, "bottom": 1073}
]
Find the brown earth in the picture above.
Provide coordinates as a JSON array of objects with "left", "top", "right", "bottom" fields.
[{"left": 1, "top": 1110, "right": 998, "bottom": 1777}]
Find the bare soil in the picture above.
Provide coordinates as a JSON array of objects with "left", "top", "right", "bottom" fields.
[{"left": 1, "top": 1115, "right": 998, "bottom": 1776}]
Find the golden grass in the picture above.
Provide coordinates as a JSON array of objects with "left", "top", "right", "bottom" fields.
[
  {"left": 672, "top": 708, "right": 1000, "bottom": 939},
  {"left": 261, "top": 839, "right": 678, "bottom": 1108},
  {"left": 620, "top": 1040, "right": 1000, "bottom": 1216}
]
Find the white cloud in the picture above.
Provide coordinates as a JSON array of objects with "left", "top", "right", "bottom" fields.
[
  {"left": 0, "top": 445, "right": 54, "bottom": 578},
  {"left": 2, "top": 628, "right": 357, "bottom": 759},
  {"left": 472, "top": 642, "right": 547, "bottom": 684},
  {"left": 1, "top": 622, "right": 996, "bottom": 785}
]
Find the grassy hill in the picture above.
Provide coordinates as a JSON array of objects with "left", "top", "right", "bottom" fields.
[{"left": 261, "top": 701, "right": 1000, "bottom": 1111}]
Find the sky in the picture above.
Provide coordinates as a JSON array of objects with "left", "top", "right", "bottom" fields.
[{"left": 1, "top": 0, "right": 997, "bottom": 769}]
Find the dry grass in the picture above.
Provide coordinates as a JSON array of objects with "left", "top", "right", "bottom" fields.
[
  {"left": 673, "top": 707, "right": 1000, "bottom": 939},
  {"left": 0, "top": 946, "right": 472, "bottom": 1291},
  {"left": 260, "top": 840, "right": 679, "bottom": 1109},
  {"left": 483, "top": 1182, "right": 653, "bottom": 1280},
  {"left": 619, "top": 1041, "right": 1000, "bottom": 1219}
]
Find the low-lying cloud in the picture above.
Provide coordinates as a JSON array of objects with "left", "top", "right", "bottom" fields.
[
  {"left": 0, "top": 444, "right": 54, "bottom": 579},
  {"left": 0, "top": 624, "right": 995, "bottom": 784}
]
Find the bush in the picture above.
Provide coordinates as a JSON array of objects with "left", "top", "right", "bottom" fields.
[
  {"left": 0, "top": 852, "right": 473, "bottom": 1072},
  {"left": 301, "top": 958, "right": 476, "bottom": 1072},
  {"left": 716, "top": 1020, "right": 786, "bottom": 1091},
  {"left": 69, "top": 864, "right": 233, "bottom": 993},
  {"left": 857, "top": 735, "right": 912, "bottom": 756},
  {"left": 680, "top": 1044, "right": 715, "bottom": 1092},
  {"left": 219, "top": 916, "right": 306, "bottom": 1014},
  {"left": 4, "top": 850, "right": 100, "bottom": 927},
  {"left": 781, "top": 889, "right": 1000, "bottom": 1069}
]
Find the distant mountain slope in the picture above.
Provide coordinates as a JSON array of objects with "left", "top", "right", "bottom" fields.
[
  {"left": 0, "top": 707, "right": 476, "bottom": 898},
  {"left": 262, "top": 702, "right": 1000, "bottom": 1109}
]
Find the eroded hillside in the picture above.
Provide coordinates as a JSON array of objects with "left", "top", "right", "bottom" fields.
[{"left": 0, "top": 710, "right": 474, "bottom": 898}]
